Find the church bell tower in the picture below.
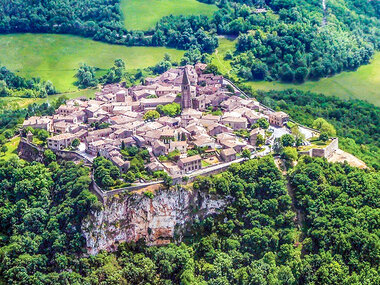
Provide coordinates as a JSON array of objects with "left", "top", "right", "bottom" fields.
[{"left": 181, "top": 67, "right": 192, "bottom": 109}]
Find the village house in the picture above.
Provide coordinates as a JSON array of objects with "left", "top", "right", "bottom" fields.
[
  {"left": 221, "top": 116, "right": 248, "bottom": 130},
  {"left": 220, "top": 148, "right": 237, "bottom": 162},
  {"left": 23, "top": 116, "right": 53, "bottom": 132},
  {"left": 47, "top": 133, "right": 77, "bottom": 150},
  {"left": 268, "top": 111, "right": 289, "bottom": 127},
  {"left": 157, "top": 116, "right": 180, "bottom": 127},
  {"left": 178, "top": 155, "right": 202, "bottom": 173},
  {"left": 249, "top": 128, "right": 266, "bottom": 146},
  {"left": 146, "top": 161, "right": 164, "bottom": 172},
  {"left": 152, "top": 140, "right": 168, "bottom": 156},
  {"left": 169, "top": 141, "right": 188, "bottom": 154},
  {"left": 110, "top": 156, "right": 130, "bottom": 173},
  {"left": 208, "top": 123, "right": 231, "bottom": 137},
  {"left": 57, "top": 105, "right": 80, "bottom": 116}
]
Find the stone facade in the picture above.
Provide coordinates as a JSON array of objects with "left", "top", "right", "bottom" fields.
[{"left": 311, "top": 138, "right": 339, "bottom": 158}]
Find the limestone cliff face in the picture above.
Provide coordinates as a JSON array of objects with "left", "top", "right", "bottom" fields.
[{"left": 82, "top": 188, "right": 226, "bottom": 255}]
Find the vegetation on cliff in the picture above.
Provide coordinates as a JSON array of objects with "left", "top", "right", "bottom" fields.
[{"left": 0, "top": 144, "right": 379, "bottom": 283}]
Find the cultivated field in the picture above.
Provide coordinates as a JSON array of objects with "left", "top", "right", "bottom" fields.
[
  {"left": 121, "top": 0, "right": 217, "bottom": 30},
  {"left": 0, "top": 33, "right": 185, "bottom": 93}
]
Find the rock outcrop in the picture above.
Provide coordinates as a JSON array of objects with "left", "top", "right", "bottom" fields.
[{"left": 82, "top": 188, "right": 226, "bottom": 255}]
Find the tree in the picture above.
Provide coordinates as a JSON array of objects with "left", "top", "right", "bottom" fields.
[
  {"left": 273, "top": 137, "right": 284, "bottom": 154},
  {"left": 251, "top": 61, "right": 269, "bottom": 80},
  {"left": 256, "top": 134, "right": 265, "bottom": 146},
  {"left": 110, "top": 166, "right": 120, "bottom": 179},
  {"left": 257, "top": 118, "right": 269, "bottom": 129},
  {"left": 291, "top": 126, "right": 305, "bottom": 147},
  {"left": 281, "top": 134, "right": 295, "bottom": 147},
  {"left": 242, "top": 149, "right": 251, "bottom": 159},
  {"left": 124, "top": 171, "right": 136, "bottom": 183},
  {"left": 319, "top": 132, "right": 329, "bottom": 142},
  {"left": 75, "top": 64, "right": 98, "bottom": 88},
  {"left": 156, "top": 103, "right": 181, "bottom": 117},
  {"left": 3, "top": 129, "right": 14, "bottom": 139},
  {"left": 295, "top": 67, "right": 308, "bottom": 82},
  {"left": 163, "top": 174, "right": 173, "bottom": 188},
  {"left": 279, "top": 64, "right": 294, "bottom": 82},
  {"left": 282, "top": 147, "right": 298, "bottom": 162},
  {"left": 204, "top": 64, "right": 219, "bottom": 75},
  {"left": 1, "top": 145, "right": 8, "bottom": 154},
  {"left": 153, "top": 60, "right": 172, "bottom": 74},
  {"left": 71, "top": 138, "right": 80, "bottom": 148},
  {"left": 43, "top": 149, "right": 56, "bottom": 164},
  {"left": 143, "top": 110, "right": 160, "bottom": 121},
  {"left": 312, "top": 118, "right": 336, "bottom": 136}
]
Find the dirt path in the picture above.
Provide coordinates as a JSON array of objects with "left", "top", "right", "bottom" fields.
[
  {"left": 286, "top": 180, "right": 305, "bottom": 231},
  {"left": 322, "top": 0, "right": 327, "bottom": 26},
  {"left": 274, "top": 158, "right": 306, "bottom": 248}
]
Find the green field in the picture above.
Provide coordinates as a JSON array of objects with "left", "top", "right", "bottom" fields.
[
  {"left": 211, "top": 36, "right": 236, "bottom": 76},
  {"left": 121, "top": 0, "right": 217, "bottom": 30},
  {"left": 0, "top": 33, "right": 185, "bottom": 93},
  {"left": 1, "top": 137, "right": 20, "bottom": 160},
  {"left": 246, "top": 53, "right": 380, "bottom": 106},
  {"left": 211, "top": 40, "right": 380, "bottom": 106}
]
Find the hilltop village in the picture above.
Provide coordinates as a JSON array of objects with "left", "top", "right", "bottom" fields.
[{"left": 22, "top": 64, "right": 326, "bottom": 182}]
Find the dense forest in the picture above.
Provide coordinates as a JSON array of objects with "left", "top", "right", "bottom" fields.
[
  {"left": 289, "top": 157, "right": 380, "bottom": 284},
  {"left": 0, "top": 155, "right": 378, "bottom": 283},
  {"left": 229, "top": 0, "right": 379, "bottom": 82},
  {"left": 1, "top": 0, "right": 379, "bottom": 82},
  {"left": 0, "top": 159, "right": 100, "bottom": 283}
]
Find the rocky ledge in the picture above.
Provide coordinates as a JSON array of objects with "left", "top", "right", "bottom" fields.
[{"left": 82, "top": 187, "right": 226, "bottom": 255}]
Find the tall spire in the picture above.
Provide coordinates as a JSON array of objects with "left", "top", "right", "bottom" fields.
[
  {"left": 182, "top": 67, "right": 190, "bottom": 86},
  {"left": 181, "top": 67, "right": 192, "bottom": 109}
]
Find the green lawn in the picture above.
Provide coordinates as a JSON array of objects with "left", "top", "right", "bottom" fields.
[
  {"left": 211, "top": 36, "right": 237, "bottom": 77},
  {"left": 121, "top": 0, "right": 217, "bottom": 30},
  {"left": 0, "top": 33, "right": 185, "bottom": 93},
  {"left": 1, "top": 137, "right": 20, "bottom": 160},
  {"left": 245, "top": 52, "right": 380, "bottom": 106}
]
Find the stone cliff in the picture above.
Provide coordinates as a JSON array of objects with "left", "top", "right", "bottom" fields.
[{"left": 82, "top": 187, "right": 226, "bottom": 255}]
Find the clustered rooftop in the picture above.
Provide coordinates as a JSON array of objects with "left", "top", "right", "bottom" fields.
[{"left": 23, "top": 64, "right": 289, "bottom": 176}]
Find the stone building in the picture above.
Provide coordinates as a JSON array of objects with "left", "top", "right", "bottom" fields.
[
  {"left": 220, "top": 148, "right": 237, "bottom": 162},
  {"left": 249, "top": 128, "right": 265, "bottom": 146},
  {"left": 268, "top": 111, "right": 289, "bottom": 127},
  {"left": 47, "top": 133, "right": 77, "bottom": 150},
  {"left": 181, "top": 67, "right": 193, "bottom": 109},
  {"left": 178, "top": 155, "right": 202, "bottom": 173}
]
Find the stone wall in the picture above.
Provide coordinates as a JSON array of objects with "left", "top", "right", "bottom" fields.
[
  {"left": 82, "top": 188, "right": 227, "bottom": 255},
  {"left": 312, "top": 138, "right": 339, "bottom": 158},
  {"left": 18, "top": 138, "right": 45, "bottom": 163},
  {"left": 18, "top": 138, "right": 91, "bottom": 164}
]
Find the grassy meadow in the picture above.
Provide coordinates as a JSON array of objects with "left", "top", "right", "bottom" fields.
[
  {"left": 246, "top": 52, "right": 380, "bottom": 106},
  {"left": 121, "top": 0, "right": 217, "bottom": 30},
  {"left": 211, "top": 40, "right": 380, "bottom": 106},
  {"left": 211, "top": 36, "right": 237, "bottom": 77},
  {"left": 1, "top": 137, "right": 20, "bottom": 160},
  {"left": 0, "top": 33, "right": 185, "bottom": 93}
]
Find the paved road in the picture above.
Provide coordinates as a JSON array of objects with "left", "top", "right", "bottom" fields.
[
  {"left": 77, "top": 143, "right": 95, "bottom": 163},
  {"left": 188, "top": 157, "right": 245, "bottom": 178}
]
